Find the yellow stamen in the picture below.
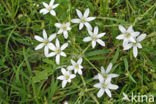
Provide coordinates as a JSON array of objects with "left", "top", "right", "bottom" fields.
[
  {"left": 103, "top": 84, "right": 107, "bottom": 88},
  {"left": 125, "top": 33, "right": 130, "bottom": 38},
  {"left": 44, "top": 41, "right": 49, "bottom": 45},
  {"left": 81, "top": 17, "right": 86, "bottom": 23},
  {"left": 62, "top": 26, "right": 67, "bottom": 30},
  {"left": 65, "top": 75, "right": 69, "bottom": 80},
  {"left": 103, "top": 74, "right": 107, "bottom": 79},
  {"left": 75, "top": 64, "right": 79, "bottom": 69},
  {"left": 56, "top": 49, "right": 61, "bottom": 53}
]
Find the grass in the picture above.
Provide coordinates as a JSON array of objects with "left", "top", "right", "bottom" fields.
[{"left": 0, "top": 0, "right": 156, "bottom": 104}]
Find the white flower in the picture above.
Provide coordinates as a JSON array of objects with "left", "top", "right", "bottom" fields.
[
  {"left": 47, "top": 39, "right": 68, "bottom": 65},
  {"left": 63, "top": 101, "right": 68, "bottom": 104},
  {"left": 34, "top": 29, "right": 56, "bottom": 56},
  {"left": 124, "top": 33, "right": 146, "bottom": 57},
  {"left": 71, "top": 8, "right": 96, "bottom": 30},
  {"left": 57, "top": 68, "right": 76, "bottom": 88},
  {"left": 94, "top": 63, "right": 119, "bottom": 80},
  {"left": 40, "top": 0, "right": 59, "bottom": 16},
  {"left": 83, "top": 26, "right": 106, "bottom": 48},
  {"left": 55, "top": 22, "right": 71, "bottom": 39},
  {"left": 93, "top": 74, "right": 119, "bottom": 98},
  {"left": 116, "top": 25, "right": 140, "bottom": 46},
  {"left": 68, "top": 58, "right": 83, "bottom": 75}
]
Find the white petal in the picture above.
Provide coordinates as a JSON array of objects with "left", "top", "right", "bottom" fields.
[
  {"left": 77, "top": 58, "right": 83, "bottom": 64},
  {"left": 40, "top": 9, "right": 49, "bottom": 15},
  {"left": 78, "top": 70, "right": 82, "bottom": 75},
  {"left": 94, "top": 26, "right": 98, "bottom": 34},
  {"left": 86, "top": 17, "right": 96, "bottom": 21},
  {"left": 131, "top": 32, "right": 140, "bottom": 37},
  {"left": 101, "top": 66, "right": 106, "bottom": 74},
  {"left": 79, "top": 23, "right": 84, "bottom": 30},
  {"left": 93, "top": 75, "right": 98, "bottom": 79},
  {"left": 106, "top": 63, "right": 113, "bottom": 73},
  {"left": 133, "top": 46, "right": 138, "bottom": 58},
  {"left": 98, "top": 74, "right": 104, "bottom": 83},
  {"left": 50, "top": 10, "right": 56, "bottom": 16},
  {"left": 84, "top": 8, "right": 89, "bottom": 18},
  {"left": 116, "top": 34, "right": 124, "bottom": 40},
  {"left": 52, "top": 4, "right": 59, "bottom": 9},
  {"left": 123, "top": 39, "right": 129, "bottom": 47},
  {"left": 71, "top": 59, "right": 76, "bottom": 65},
  {"left": 56, "top": 54, "right": 60, "bottom": 65},
  {"left": 123, "top": 43, "right": 133, "bottom": 50},
  {"left": 127, "top": 25, "right": 134, "bottom": 33},
  {"left": 67, "top": 66, "right": 74, "bottom": 70},
  {"left": 108, "top": 74, "right": 119, "bottom": 78},
  {"left": 83, "top": 37, "right": 92, "bottom": 42},
  {"left": 55, "top": 39, "right": 60, "bottom": 48},
  {"left": 137, "top": 34, "right": 146, "bottom": 42},
  {"left": 66, "top": 22, "right": 70, "bottom": 27},
  {"left": 44, "top": 46, "right": 49, "bottom": 57},
  {"left": 55, "top": 23, "right": 62, "bottom": 28},
  {"left": 47, "top": 52, "right": 56, "bottom": 57},
  {"left": 61, "top": 43, "right": 68, "bottom": 50},
  {"left": 43, "top": 29, "right": 47, "bottom": 39},
  {"left": 97, "top": 33, "right": 106, "bottom": 38},
  {"left": 76, "top": 9, "right": 82, "bottom": 18},
  {"left": 60, "top": 52, "right": 66, "bottom": 57},
  {"left": 71, "top": 19, "right": 81, "bottom": 23},
  {"left": 57, "top": 75, "right": 64, "bottom": 80},
  {"left": 63, "top": 31, "right": 68, "bottom": 39},
  {"left": 48, "top": 43, "right": 56, "bottom": 51},
  {"left": 34, "top": 35, "right": 44, "bottom": 42},
  {"left": 108, "top": 84, "right": 119, "bottom": 90},
  {"left": 97, "top": 89, "right": 105, "bottom": 98},
  {"left": 96, "top": 39, "right": 105, "bottom": 47},
  {"left": 129, "top": 37, "right": 136, "bottom": 43},
  {"left": 62, "top": 80, "right": 67, "bottom": 88},
  {"left": 91, "top": 40, "right": 96, "bottom": 48},
  {"left": 88, "top": 30, "right": 93, "bottom": 36},
  {"left": 43, "top": 2, "right": 49, "bottom": 8},
  {"left": 70, "top": 74, "right": 76, "bottom": 79},
  {"left": 57, "top": 29, "right": 63, "bottom": 34},
  {"left": 136, "top": 43, "right": 142, "bottom": 48},
  {"left": 105, "top": 89, "right": 112, "bottom": 98},
  {"left": 118, "top": 25, "right": 126, "bottom": 33},
  {"left": 35, "top": 43, "right": 45, "bottom": 50},
  {"left": 93, "top": 83, "right": 101, "bottom": 88},
  {"left": 84, "top": 22, "right": 92, "bottom": 31},
  {"left": 61, "top": 68, "right": 66, "bottom": 75},
  {"left": 49, "top": 0, "right": 54, "bottom": 6},
  {"left": 48, "top": 33, "right": 56, "bottom": 41}
]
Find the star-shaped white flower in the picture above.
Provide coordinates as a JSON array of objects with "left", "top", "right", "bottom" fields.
[
  {"left": 93, "top": 63, "right": 119, "bottom": 80},
  {"left": 123, "top": 33, "right": 146, "bottom": 57},
  {"left": 47, "top": 39, "right": 68, "bottom": 65},
  {"left": 71, "top": 8, "right": 96, "bottom": 30},
  {"left": 55, "top": 22, "right": 71, "bottom": 39},
  {"left": 34, "top": 29, "right": 56, "bottom": 56},
  {"left": 83, "top": 26, "right": 106, "bottom": 48},
  {"left": 40, "top": 0, "right": 59, "bottom": 16},
  {"left": 68, "top": 58, "right": 83, "bottom": 75},
  {"left": 57, "top": 68, "right": 76, "bottom": 88},
  {"left": 116, "top": 25, "right": 140, "bottom": 46},
  {"left": 93, "top": 74, "right": 119, "bottom": 98}
]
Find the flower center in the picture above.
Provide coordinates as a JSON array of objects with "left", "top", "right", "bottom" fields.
[
  {"left": 56, "top": 48, "right": 61, "bottom": 54},
  {"left": 125, "top": 33, "right": 130, "bottom": 38},
  {"left": 102, "top": 84, "right": 107, "bottom": 88},
  {"left": 81, "top": 17, "right": 86, "bottom": 23},
  {"left": 103, "top": 74, "right": 107, "bottom": 79},
  {"left": 44, "top": 41, "right": 49, "bottom": 45},
  {"left": 47, "top": 6, "right": 52, "bottom": 11},
  {"left": 65, "top": 75, "right": 70, "bottom": 80},
  {"left": 62, "top": 26, "right": 67, "bottom": 30},
  {"left": 75, "top": 64, "right": 79, "bottom": 69},
  {"left": 92, "top": 35, "right": 97, "bottom": 40}
]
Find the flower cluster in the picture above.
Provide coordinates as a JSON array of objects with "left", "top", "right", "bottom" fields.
[
  {"left": 116, "top": 25, "right": 146, "bottom": 57},
  {"left": 34, "top": 0, "right": 146, "bottom": 98}
]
